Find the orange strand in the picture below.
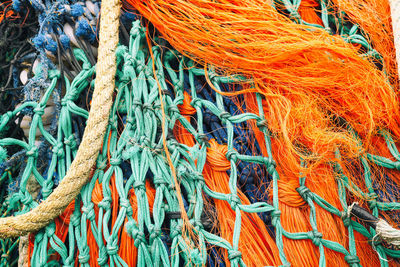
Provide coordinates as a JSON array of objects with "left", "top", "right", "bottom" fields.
[
  {"left": 297, "top": 0, "right": 323, "bottom": 25},
  {"left": 173, "top": 92, "right": 280, "bottom": 266},
  {"left": 329, "top": 0, "right": 398, "bottom": 90},
  {"left": 26, "top": 234, "right": 35, "bottom": 267},
  {"left": 128, "top": 0, "right": 400, "bottom": 164},
  {"left": 245, "top": 93, "right": 381, "bottom": 267},
  {"left": 204, "top": 139, "right": 281, "bottom": 266},
  {"left": 119, "top": 181, "right": 156, "bottom": 265}
]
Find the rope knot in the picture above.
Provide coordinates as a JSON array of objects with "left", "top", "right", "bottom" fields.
[
  {"left": 33, "top": 106, "right": 44, "bottom": 116},
  {"left": 106, "top": 241, "right": 119, "bottom": 255},
  {"left": 45, "top": 223, "right": 56, "bottom": 236},
  {"left": 173, "top": 80, "right": 183, "bottom": 91},
  {"left": 190, "top": 248, "right": 204, "bottom": 265},
  {"left": 153, "top": 176, "right": 167, "bottom": 186},
  {"left": 271, "top": 210, "right": 282, "bottom": 226},
  {"left": 110, "top": 155, "right": 121, "bottom": 166},
  {"left": 61, "top": 97, "right": 70, "bottom": 107},
  {"left": 228, "top": 194, "right": 241, "bottom": 210},
  {"left": 78, "top": 246, "right": 90, "bottom": 264},
  {"left": 264, "top": 157, "right": 276, "bottom": 174},
  {"left": 96, "top": 157, "right": 107, "bottom": 170},
  {"left": 26, "top": 146, "right": 38, "bottom": 158},
  {"left": 228, "top": 250, "right": 242, "bottom": 261},
  {"left": 136, "top": 63, "right": 145, "bottom": 73},
  {"left": 296, "top": 185, "right": 312, "bottom": 202},
  {"left": 125, "top": 220, "right": 137, "bottom": 233},
  {"left": 42, "top": 180, "right": 54, "bottom": 199},
  {"left": 52, "top": 143, "right": 64, "bottom": 159},
  {"left": 125, "top": 116, "right": 134, "bottom": 126},
  {"left": 219, "top": 111, "right": 231, "bottom": 124},
  {"left": 207, "top": 70, "right": 219, "bottom": 83},
  {"left": 132, "top": 230, "right": 146, "bottom": 248},
  {"left": 70, "top": 214, "right": 81, "bottom": 227},
  {"left": 256, "top": 119, "right": 268, "bottom": 131},
  {"left": 133, "top": 180, "right": 145, "bottom": 192},
  {"left": 170, "top": 225, "right": 182, "bottom": 239},
  {"left": 368, "top": 193, "right": 378, "bottom": 210},
  {"left": 341, "top": 211, "right": 351, "bottom": 228},
  {"left": 263, "top": 157, "right": 276, "bottom": 168},
  {"left": 142, "top": 103, "right": 152, "bottom": 112},
  {"left": 225, "top": 150, "right": 238, "bottom": 164},
  {"left": 120, "top": 199, "right": 133, "bottom": 217},
  {"left": 64, "top": 135, "right": 77, "bottom": 149},
  {"left": 97, "top": 247, "right": 108, "bottom": 266},
  {"left": 193, "top": 219, "right": 204, "bottom": 230},
  {"left": 196, "top": 133, "right": 209, "bottom": 146},
  {"left": 20, "top": 191, "right": 33, "bottom": 206},
  {"left": 192, "top": 172, "right": 205, "bottom": 183},
  {"left": 82, "top": 203, "right": 95, "bottom": 221},
  {"left": 124, "top": 56, "right": 135, "bottom": 71},
  {"left": 132, "top": 99, "right": 142, "bottom": 107},
  {"left": 48, "top": 69, "right": 60, "bottom": 80},
  {"left": 190, "top": 97, "right": 202, "bottom": 108},
  {"left": 140, "top": 136, "right": 152, "bottom": 148},
  {"left": 149, "top": 227, "right": 161, "bottom": 240},
  {"left": 167, "top": 105, "right": 180, "bottom": 116},
  {"left": 344, "top": 255, "right": 360, "bottom": 265},
  {"left": 98, "top": 197, "right": 112, "bottom": 210},
  {"left": 308, "top": 230, "right": 322, "bottom": 246}
]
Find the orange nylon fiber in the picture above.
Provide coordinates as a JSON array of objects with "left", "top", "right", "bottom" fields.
[
  {"left": 204, "top": 139, "right": 281, "bottom": 266},
  {"left": 127, "top": 0, "right": 400, "bottom": 263},
  {"left": 329, "top": 0, "right": 399, "bottom": 90},
  {"left": 173, "top": 93, "right": 282, "bottom": 266},
  {"left": 127, "top": 0, "right": 400, "bottom": 167},
  {"left": 0, "top": 1, "right": 18, "bottom": 23},
  {"left": 297, "top": 0, "right": 323, "bottom": 25},
  {"left": 245, "top": 93, "right": 381, "bottom": 267}
]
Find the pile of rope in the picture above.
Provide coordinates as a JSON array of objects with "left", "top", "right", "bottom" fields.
[{"left": 1, "top": 0, "right": 400, "bottom": 266}]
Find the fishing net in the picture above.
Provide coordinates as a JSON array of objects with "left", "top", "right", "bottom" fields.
[{"left": 1, "top": 0, "right": 400, "bottom": 266}]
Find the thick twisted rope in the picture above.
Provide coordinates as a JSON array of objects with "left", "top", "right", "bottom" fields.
[{"left": 0, "top": 0, "right": 120, "bottom": 238}]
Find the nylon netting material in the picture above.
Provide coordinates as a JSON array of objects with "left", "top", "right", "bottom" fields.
[{"left": 1, "top": 4, "right": 400, "bottom": 267}]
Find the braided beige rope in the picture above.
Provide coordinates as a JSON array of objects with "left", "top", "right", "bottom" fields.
[
  {"left": 0, "top": 0, "right": 121, "bottom": 238},
  {"left": 390, "top": 0, "right": 400, "bottom": 79}
]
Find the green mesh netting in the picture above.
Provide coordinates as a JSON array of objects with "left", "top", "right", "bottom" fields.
[{"left": 1, "top": 16, "right": 400, "bottom": 266}]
